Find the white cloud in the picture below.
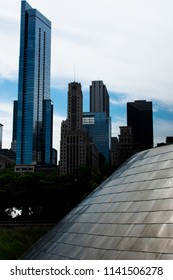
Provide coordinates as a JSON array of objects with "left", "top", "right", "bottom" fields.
[
  {"left": 1, "top": 0, "right": 173, "bottom": 153},
  {"left": 0, "top": 103, "right": 13, "bottom": 148},
  {"left": 111, "top": 116, "right": 126, "bottom": 138},
  {"left": 1, "top": 0, "right": 173, "bottom": 104},
  {"left": 0, "top": 2, "right": 19, "bottom": 80},
  {"left": 53, "top": 113, "right": 65, "bottom": 157},
  {"left": 154, "top": 118, "right": 173, "bottom": 145}
]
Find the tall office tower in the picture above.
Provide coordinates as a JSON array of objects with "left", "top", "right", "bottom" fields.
[
  {"left": 87, "top": 80, "right": 111, "bottom": 163},
  {"left": 67, "top": 82, "right": 83, "bottom": 131},
  {"left": 60, "top": 82, "right": 90, "bottom": 174},
  {"left": 15, "top": 1, "right": 53, "bottom": 170},
  {"left": 127, "top": 100, "right": 153, "bottom": 151},
  {"left": 0, "top": 123, "right": 3, "bottom": 150},
  {"left": 83, "top": 112, "right": 111, "bottom": 163},
  {"left": 90, "top": 81, "right": 109, "bottom": 117}
]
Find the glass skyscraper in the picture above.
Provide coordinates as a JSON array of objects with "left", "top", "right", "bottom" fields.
[
  {"left": 16, "top": 1, "right": 53, "bottom": 168},
  {"left": 83, "top": 112, "right": 111, "bottom": 163},
  {"left": 83, "top": 81, "right": 111, "bottom": 163}
]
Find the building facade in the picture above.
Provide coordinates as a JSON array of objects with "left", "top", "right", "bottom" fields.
[
  {"left": 67, "top": 82, "right": 83, "bottom": 132},
  {"left": 15, "top": 1, "right": 53, "bottom": 169},
  {"left": 118, "top": 126, "right": 134, "bottom": 164},
  {"left": 127, "top": 100, "right": 153, "bottom": 151},
  {"left": 90, "top": 81, "right": 109, "bottom": 117},
  {"left": 12, "top": 101, "right": 18, "bottom": 146},
  {"left": 86, "top": 80, "right": 111, "bottom": 163},
  {"left": 110, "top": 137, "right": 119, "bottom": 166},
  {"left": 11, "top": 100, "right": 18, "bottom": 152},
  {"left": 60, "top": 82, "right": 91, "bottom": 174},
  {"left": 0, "top": 123, "right": 3, "bottom": 150},
  {"left": 83, "top": 112, "right": 110, "bottom": 163}
]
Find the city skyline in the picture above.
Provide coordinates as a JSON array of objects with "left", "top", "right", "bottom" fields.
[{"left": 1, "top": 0, "right": 173, "bottom": 154}]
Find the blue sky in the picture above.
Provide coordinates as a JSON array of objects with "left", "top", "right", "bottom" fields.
[{"left": 1, "top": 0, "right": 173, "bottom": 153}]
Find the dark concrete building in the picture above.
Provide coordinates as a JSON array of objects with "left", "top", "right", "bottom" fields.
[
  {"left": 127, "top": 100, "right": 153, "bottom": 151},
  {"left": 110, "top": 137, "right": 119, "bottom": 166},
  {"left": 119, "top": 126, "right": 134, "bottom": 164},
  {"left": 0, "top": 149, "right": 16, "bottom": 161}
]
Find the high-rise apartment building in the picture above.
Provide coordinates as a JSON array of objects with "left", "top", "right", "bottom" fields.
[
  {"left": 60, "top": 82, "right": 90, "bottom": 174},
  {"left": 127, "top": 100, "right": 153, "bottom": 151},
  {"left": 15, "top": 1, "right": 53, "bottom": 170},
  {"left": 90, "top": 81, "right": 109, "bottom": 117}
]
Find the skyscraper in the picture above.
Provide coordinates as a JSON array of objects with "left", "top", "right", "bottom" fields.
[
  {"left": 87, "top": 80, "right": 111, "bottom": 163},
  {"left": 83, "top": 112, "right": 110, "bottom": 163},
  {"left": 67, "top": 82, "right": 83, "bottom": 132},
  {"left": 60, "top": 82, "right": 90, "bottom": 174},
  {"left": 127, "top": 100, "right": 153, "bottom": 150},
  {"left": 15, "top": 1, "right": 53, "bottom": 170},
  {"left": 90, "top": 81, "right": 109, "bottom": 117}
]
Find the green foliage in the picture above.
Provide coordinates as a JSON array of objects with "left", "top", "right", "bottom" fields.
[
  {"left": 0, "top": 226, "right": 51, "bottom": 259},
  {"left": 0, "top": 164, "right": 117, "bottom": 221}
]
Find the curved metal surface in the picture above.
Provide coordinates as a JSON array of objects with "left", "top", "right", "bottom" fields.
[{"left": 23, "top": 145, "right": 173, "bottom": 259}]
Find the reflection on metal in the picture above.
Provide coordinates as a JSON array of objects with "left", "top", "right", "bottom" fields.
[{"left": 23, "top": 145, "right": 173, "bottom": 259}]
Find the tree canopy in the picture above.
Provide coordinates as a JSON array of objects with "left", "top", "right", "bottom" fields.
[{"left": 0, "top": 165, "right": 117, "bottom": 221}]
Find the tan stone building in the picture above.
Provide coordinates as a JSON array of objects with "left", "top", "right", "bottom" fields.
[{"left": 60, "top": 82, "right": 92, "bottom": 174}]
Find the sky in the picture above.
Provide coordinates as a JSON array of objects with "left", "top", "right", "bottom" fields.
[{"left": 1, "top": 0, "right": 173, "bottom": 154}]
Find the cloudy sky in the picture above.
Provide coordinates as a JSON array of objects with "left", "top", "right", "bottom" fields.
[{"left": 1, "top": 0, "right": 173, "bottom": 153}]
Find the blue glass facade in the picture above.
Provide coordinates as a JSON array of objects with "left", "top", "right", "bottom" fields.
[
  {"left": 83, "top": 112, "right": 111, "bottom": 163},
  {"left": 16, "top": 1, "right": 52, "bottom": 165}
]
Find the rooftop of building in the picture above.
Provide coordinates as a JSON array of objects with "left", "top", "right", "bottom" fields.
[{"left": 22, "top": 144, "right": 173, "bottom": 259}]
